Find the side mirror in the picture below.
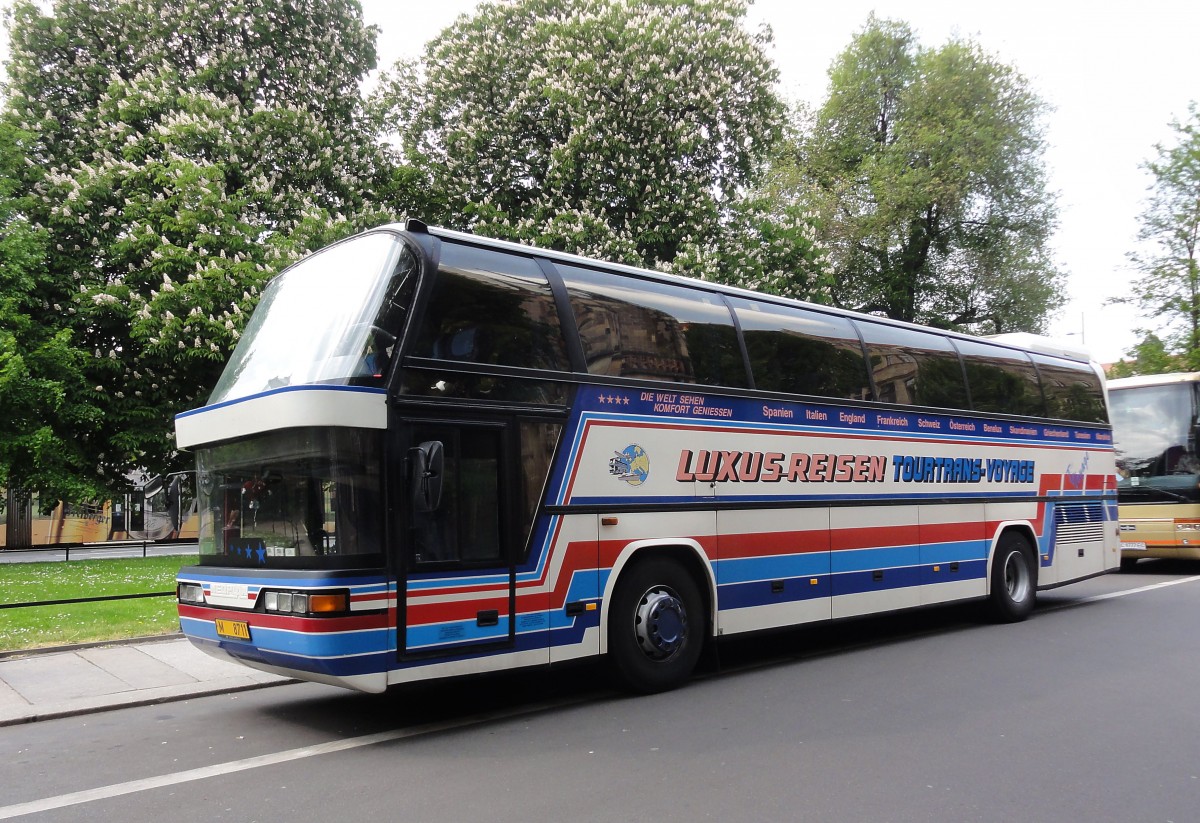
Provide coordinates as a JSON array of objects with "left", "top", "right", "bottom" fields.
[{"left": 409, "top": 440, "right": 445, "bottom": 513}]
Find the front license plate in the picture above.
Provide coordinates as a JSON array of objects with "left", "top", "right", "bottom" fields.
[
  {"left": 215, "top": 619, "right": 252, "bottom": 640},
  {"left": 1120, "top": 541, "right": 1147, "bottom": 551}
]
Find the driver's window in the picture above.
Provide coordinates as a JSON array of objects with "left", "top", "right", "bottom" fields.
[{"left": 409, "top": 425, "right": 502, "bottom": 566}]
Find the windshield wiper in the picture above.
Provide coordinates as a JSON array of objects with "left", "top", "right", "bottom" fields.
[{"left": 1121, "top": 485, "right": 1194, "bottom": 503}]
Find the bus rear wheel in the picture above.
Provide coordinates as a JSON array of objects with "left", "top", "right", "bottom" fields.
[
  {"left": 608, "top": 557, "right": 704, "bottom": 694},
  {"left": 988, "top": 532, "right": 1037, "bottom": 622}
]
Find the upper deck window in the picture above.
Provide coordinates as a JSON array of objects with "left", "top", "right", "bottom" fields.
[
  {"left": 729, "top": 297, "right": 870, "bottom": 400},
  {"left": 857, "top": 322, "right": 969, "bottom": 409},
  {"left": 410, "top": 244, "right": 569, "bottom": 371},
  {"left": 208, "top": 232, "right": 416, "bottom": 404},
  {"left": 1032, "top": 355, "right": 1107, "bottom": 423},
  {"left": 952, "top": 338, "right": 1045, "bottom": 417},
  {"left": 560, "top": 265, "right": 748, "bottom": 387}
]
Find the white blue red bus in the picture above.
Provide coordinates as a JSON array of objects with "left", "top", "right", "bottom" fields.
[{"left": 175, "top": 220, "right": 1119, "bottom": 694}]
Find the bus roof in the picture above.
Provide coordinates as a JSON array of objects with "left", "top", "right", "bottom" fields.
[
  {"left": 384, "top": 220, "right": 1096, "bottom": 366},
  {"left": 1107, "top": 372, "right": 1200, "bottom": 390}
]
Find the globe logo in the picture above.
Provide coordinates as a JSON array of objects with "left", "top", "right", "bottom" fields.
[{"left": 610, "top": 444, "right": 650, "bottom": 486}]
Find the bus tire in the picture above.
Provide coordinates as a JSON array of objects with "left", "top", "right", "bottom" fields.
[
  {"left": 608, "top": 557, "right": 705, "bottom": 694},
  {"left": 988, "top": 532, "right": 1037, "bottom": 622}
]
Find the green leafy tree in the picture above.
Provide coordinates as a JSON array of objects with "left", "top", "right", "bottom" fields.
[
  {"left": 376, "top": 0, "right": 824, "bottom": 296},
  {"left": 1107, "top": 333, "right": 1183, "bottom": 378},
  {"left": 0, "top": 121, "right": 101, "bottom": 504},
  {"left": 2, "top": 0, "right": 396, "bottom": 497},
  {"left": 798, "top": 15, "right": 1064, "bottom": 333},
  {"left": 1116, "top": 102, "right": 1200, "bottom": 369}
]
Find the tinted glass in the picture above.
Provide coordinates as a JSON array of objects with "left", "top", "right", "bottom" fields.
[
  {"left": 1111, "top": 382, "right": 1197, "bottom": 481},
  {"left": 517, "top": 421, "right": 561, "bottom": 560},
  {"left": 857, "top": 322, "right": 969, "bottom": 409},
  {"left": 409, "top": 425, "right": 502, "bottom": 566},
  {"left": 729, "top": 297, "right": 870, "bottom": 399},
  {"left": 1032, "top": 355, "right": 1107, "bottom": 422},
  {"left": 412, "top": 243, "right": 568, "bottom": 371},
  {"left": 952, "top": 338, "right": 1045, "bottom": 416},
  {"left": 399, "top": 368, "right": 569, "bottom": 406},
  {"left": 560, "top": 265, "right": 747, "bottom": 387},
  {"left": 210, "top": 233, "right": 413, "bottom": 402},
  {"left": 195, "top": 428, "right": 383, "bottom": 569}
]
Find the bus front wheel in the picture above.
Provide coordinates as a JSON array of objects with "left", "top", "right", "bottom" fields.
[
  {"left": 608, "top": 558, "right": 705, "bottom": 694},
  {"left": 988, "top": 533, "right": 1037, "bottom": 622}
]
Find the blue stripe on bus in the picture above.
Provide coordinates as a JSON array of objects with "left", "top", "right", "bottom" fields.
[
  {"left": 831, "top": 545, "right": 920, "bottom": 573},
  {"left": 174, "top": 384, "right": 386, "bottom": 420},
  {"left": 180, "top": 616, "right": 389, "bottom": 658},
  {"left": 717, "top": 577, "right": 831, "bottom": 608},
  {"left": 178, "top": 571, "right": 389, "bottom": 591},
  {"left": 564, "top": 490, "right": 1050, "bottom": 506},
  {"left": 832, "top": 565, "right": 923, "bottom": 594},
  {"left": 714, "top": 554, "right": 830, "bottom": 584},
  {"left": 570, "top": 388, "right": 1113, "bottom": 447},
  {"left": 405, "top": 617, "right": 512, "bottom": 651},
  {"left": 919, "top": 540, "right": 991, "bottom": 564}
]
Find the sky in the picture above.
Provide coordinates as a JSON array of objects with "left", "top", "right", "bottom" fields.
[
  {"left": 2, "top": 0, "right": 1196, "bottom": 364},
  {"left": 362, "top": 0, "right": 1199, "bottom": 364}
]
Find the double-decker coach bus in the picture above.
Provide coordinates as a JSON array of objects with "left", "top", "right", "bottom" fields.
[
  {"left": 1109, "top": 373, "right": 1200, "bottom": 569},
  {"left": 175, "top": 219, "right": 1119, "bottom": 694}
]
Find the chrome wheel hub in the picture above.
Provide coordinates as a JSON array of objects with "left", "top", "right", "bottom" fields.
[{"left": 634, "top": 587, "right": 687, "bottom": 660}]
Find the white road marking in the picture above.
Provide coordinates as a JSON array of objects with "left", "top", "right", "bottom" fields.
[
  {"left": 0, "top": 699, "right": 579, "bottom": 820},
  {"left": 1042, "top": 574, "right": 1200, "bottom": 611}
]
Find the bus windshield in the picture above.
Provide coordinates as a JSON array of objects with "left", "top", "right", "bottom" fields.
[
  {"left": 195, "top": 427, "right": 383, "bottom": 568},
  {"left": 209, "top": 232, "right": 418, "bottom": 404},
  {"left": 1111, "top": 382, "right": 1200, "bottom": 501}
]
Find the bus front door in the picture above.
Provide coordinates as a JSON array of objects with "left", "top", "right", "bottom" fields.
[{"left": 400, "top": 421, "right": 518, "bottom": 659}]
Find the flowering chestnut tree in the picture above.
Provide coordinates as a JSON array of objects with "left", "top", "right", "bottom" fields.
[
  {"left": 378, "top": 0, "right": 824, "bottom": 293},
  {"left": 2, "top": 0, "right": 395, "bottom": 495}
]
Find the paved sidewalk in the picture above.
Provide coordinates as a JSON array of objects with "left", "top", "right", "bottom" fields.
[{"left": 0, "top": 637, "right": 291, "bottom": 726}]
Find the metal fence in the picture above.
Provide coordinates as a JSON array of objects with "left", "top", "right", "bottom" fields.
[
  {"left": 0, "top": 539, "right": 195, "bottom": 610},
  {"left": 0, "top": 590, "right": 176, "bottom": 610}
]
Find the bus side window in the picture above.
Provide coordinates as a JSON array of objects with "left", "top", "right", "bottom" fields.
[
  {"left": 559, "top": 264, "right": 748, "bottom": 387},
  {"left": 409, "top": 426, "right": 503, "bottom": 566},
  {"left": 953, "top": 338, "right": 1045, "bottom": 417},
  {"left": 728, "top": 297, "right": 871, "bottom": 400},
  {"left": 1031, "top": 355, "right": 1107, "bottom": 423},
  {"left": 516, "top": 421, "right": 561, "bottom": 562},
  {"left": 856, "top": 323, "right": 969, "bottom": 410},
  {"left": 411, "top": 244, "right": 569, "bottom": 372}
]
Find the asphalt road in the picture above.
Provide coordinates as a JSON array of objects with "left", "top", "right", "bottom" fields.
[{"left": 3, "top": 560, "right": 1200, "bottom": 822}]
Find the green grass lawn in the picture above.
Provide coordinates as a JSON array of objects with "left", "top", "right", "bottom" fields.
[{"left": 0, "top": 555, "right": 197, "bottom": 652}]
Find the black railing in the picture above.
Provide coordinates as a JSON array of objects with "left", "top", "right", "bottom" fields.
[
  {"left": 0, "top": 591, "right": 176, "bottom": 610},
  {"left": 0, "top": 539, "right": 197, "bottom": 561}
]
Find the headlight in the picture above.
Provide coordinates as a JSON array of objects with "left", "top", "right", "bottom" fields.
[
  {"left": 260, "top": 588, "right": 349, "bottom": 616},
  {"left": 178, "top": 583, "right": 205, "bottom": 605}
]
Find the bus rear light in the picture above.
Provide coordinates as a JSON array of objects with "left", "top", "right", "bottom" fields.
[
  {"left": 262, "top": 589, "right": 349, "bottom": 616},
  {"left": 178, "top": 583, "right": 205, "bottom": 605}
]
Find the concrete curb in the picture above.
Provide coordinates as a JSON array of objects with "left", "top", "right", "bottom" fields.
[
  {"left": 0, "top": 676, "right": 293, "bottom": 727},
  {"left": 0, "top": 637, "right": 295, "bottom": 726},
  {"left": 0, "top": 632, "right": 185, "bottom": 662}
]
